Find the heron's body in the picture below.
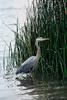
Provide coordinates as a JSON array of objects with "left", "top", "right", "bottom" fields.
[
  {"left": 16, "top": 56, "right": 38, "bottom": 74},
  {"left": 16, "top": 37, "right": 49, "bottom": 74}
]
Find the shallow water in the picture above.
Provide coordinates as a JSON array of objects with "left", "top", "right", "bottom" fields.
[{"left": 0, "top": 67, "right": 67, "bottom": 100}]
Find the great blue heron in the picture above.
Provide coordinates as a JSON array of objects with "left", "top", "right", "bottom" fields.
[{"left": 16, "top": 37, "right": 49, "bottom": 74}]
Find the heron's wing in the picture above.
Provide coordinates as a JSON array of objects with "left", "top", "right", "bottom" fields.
[
  {"left": 21, "top": 56, "right": 36, "bottom": 66},
  {"left": 16, "top": 56, "right": 37, "bottom": 74}
]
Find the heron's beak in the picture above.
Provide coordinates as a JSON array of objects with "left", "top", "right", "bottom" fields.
[
  {"left": 43, "top": 38, "right": 49, "bottom": 41},
  {"left": 36, "top": 37, "right": 49, "bottom": 42},
  {"left": 40, "top": 38, "right": 49, "bottom": 41}
]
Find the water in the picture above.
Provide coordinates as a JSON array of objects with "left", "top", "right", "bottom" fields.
[
  {"left": 0, "top": 0, "right": 32, "bottom": 66},
  {"left": 0, "top": 67, "right": 67, "bottom": 100},
  {"left": 0, "top": 0, "right": 67, "bottom": 100}
]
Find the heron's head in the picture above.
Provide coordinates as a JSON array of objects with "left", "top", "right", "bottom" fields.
[{"left": 35, "top": 37, "right": 49, "bottom": 48}]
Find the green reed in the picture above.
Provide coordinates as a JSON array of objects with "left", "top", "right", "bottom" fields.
[
  {"left": 6, "top": 0, "right": 67, "bottom": 81},
  {"left": 27, "top": 0, "right": 67, "bottom": 80}
]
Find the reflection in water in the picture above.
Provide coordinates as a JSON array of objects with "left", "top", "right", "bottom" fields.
[
  {"left": 15, "top": 74, "right": 67, "bottom": 100},
  {"left": 0, "top": 68, "right": 67, "bottom": 100},
  {"left": 16, "top": 75, "right": 33, "bottom": 87}
]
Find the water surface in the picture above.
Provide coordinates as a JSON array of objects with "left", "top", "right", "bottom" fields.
[{"left": 0, "top": 67, "right": 67, "bottom": 100}]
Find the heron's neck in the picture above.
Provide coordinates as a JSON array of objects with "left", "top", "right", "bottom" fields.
[{"left": 35, "top": 41, "right": 41, "bottom": 60}]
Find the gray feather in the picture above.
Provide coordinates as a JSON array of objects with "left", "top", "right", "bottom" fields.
[{"left": 16, "top": 56, "right": 37, "bottom": 74}]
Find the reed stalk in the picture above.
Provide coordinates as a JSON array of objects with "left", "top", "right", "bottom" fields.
[{"left": 6, "top": 0, "right": 67, "bottom": 81}]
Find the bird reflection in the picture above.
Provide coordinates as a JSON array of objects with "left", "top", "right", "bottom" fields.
[{"left": 15, "top": 75, "right": 34, "bottom": 89}]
